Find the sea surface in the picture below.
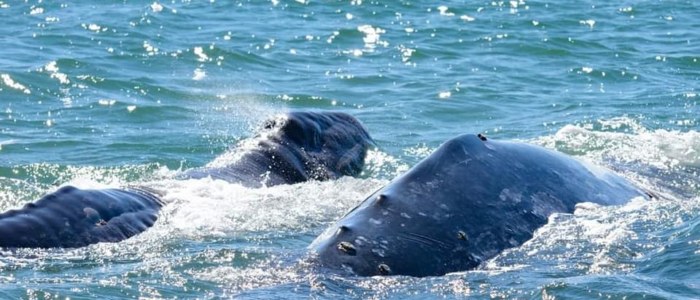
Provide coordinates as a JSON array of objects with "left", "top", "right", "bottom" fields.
[{"left": 0, "top": 0, "right": 698, "bottom": 299}]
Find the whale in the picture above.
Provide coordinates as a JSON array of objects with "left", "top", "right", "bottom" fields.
[
  {"left": 0, "top": 186, "right": 164, "bottom": 248},
  {"left": 309, "top": 133, "right": 650, "bottom": 277},
  {"left": 0, "top": 111, "right": 374, "bottom": 248},
  {"left": 181, "top": 111, "right": 374, "bottom": 187}
]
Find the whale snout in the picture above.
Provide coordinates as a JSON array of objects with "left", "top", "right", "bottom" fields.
[{"left": 309, "top": 190, "right": 482, "bottom": 277}]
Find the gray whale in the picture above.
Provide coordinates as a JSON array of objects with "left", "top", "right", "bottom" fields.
[
  {"left": 0, "top": 111, "right": 373, "bottom": 248},
  {"left": 309, "top": 133, "right": 649, "bottom": 277},
  {"left": 182, "top": 111, "right": 373, "bottom": 187},
  {"left": 0, "top": 186, "right": 164, "bottom": 248}
]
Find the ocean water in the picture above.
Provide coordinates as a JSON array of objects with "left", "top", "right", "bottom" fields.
[{"left": 0, "top": 0, "right": 698, "bottom": 299}]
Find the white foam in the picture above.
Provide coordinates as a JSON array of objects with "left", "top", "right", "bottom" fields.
[
  {"left": 363, "top": 148, "right": 409, "bottom": 178},
  {"left": 98, "top": 99, "right": 117, "bottom": 106},
  {"left": 194, "top": 46, "right": 210, "bottom": 62},
  {"left": 29, "top": 6, "right": 43, "bottom": 15},
  {"left": 143, "top": 41, "right": 158, "bottom": 55},
  {"left": 0, "top": 74, "right": 31, "bottom": 94},
  {"left": 460, "top": 15, "right": 475, "bottom": 22},
  {"left": 43, "top": 61, "right": 70, "bottom": 84},
  {"left": 192, "top": 68, "right": 206, "bottom": 80},
  {"left": 87, "top": 24, "right": 101, "bottom": 32},
  {"left": 536, "top": 118, "right": 700, "bottom": 170},
  {"left": 579, "top": 19, "right": 596, "bottom": 29},
  {"left": 438, "top": 91, "right": 451, "bottom": 99},
  {"left": 150, "top": 2, "right": 163, "bottom": 13},
  {"left": 488, "top": 195, "right": 700, "bottom": 275},
  {"left": 356, "top": 25, "right": 388, "bottom": 53},
  {"left": 194, "top": 264, "right": 302, "bottom": 292},
  {"left": 403, "top": 144, "right": 433, "bottom": 159},
  {"left": 144, "top": 177, "right": 384, "bottom": 240},
  {"left": 437, "top": 6, "right": 454, "bottom": 17}
]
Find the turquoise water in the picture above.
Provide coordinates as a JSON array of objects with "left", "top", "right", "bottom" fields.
[{"left": 1, "top": 0, "right": 698, "bottom": 298}]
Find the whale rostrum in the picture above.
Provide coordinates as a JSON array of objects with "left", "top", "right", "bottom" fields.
[{"left": 309, "top": 133, "right": 648, "bottom": 277}]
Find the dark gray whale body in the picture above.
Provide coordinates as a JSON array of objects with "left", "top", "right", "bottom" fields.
[
  {"left": 309, "top": 133, "right": 648, "bottom": 277},
  {"left": 0, "top": 187, "right": 163, "bottom": 248},
  {"left": 0, "top": 111, "right": 373, "bottom": 248},
  {"left": 182, "top": 111, "right": 373, "bottom": 187}
]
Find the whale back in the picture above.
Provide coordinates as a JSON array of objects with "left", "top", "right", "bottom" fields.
[
  {"left": 309, "top": 134, "right": 647, "bottom": 277},
  {"left": 0, "top": 186, "right": 163, "bottom": 248}
]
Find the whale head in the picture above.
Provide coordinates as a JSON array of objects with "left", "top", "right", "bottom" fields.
[
  {"left": 308, "top": 135, "right": 494, "bottom": 277},
  {"left": 308, "top": 133, "right": 646, "bottom": 277}
]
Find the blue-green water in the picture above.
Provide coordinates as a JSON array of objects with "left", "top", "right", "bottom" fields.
[{"left": 1, "top": 0, "right": 698, "bottom": 298}]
